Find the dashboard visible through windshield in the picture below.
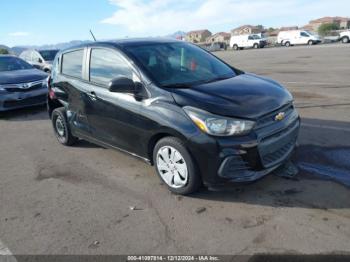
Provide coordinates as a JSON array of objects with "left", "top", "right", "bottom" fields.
[{"left": 124, "top": 42, "right": 236, "bottom": 87}]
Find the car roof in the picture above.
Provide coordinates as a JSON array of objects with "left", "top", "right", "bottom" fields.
[{"left": 60, "top": 37, "right": 181, "bottom": 53}]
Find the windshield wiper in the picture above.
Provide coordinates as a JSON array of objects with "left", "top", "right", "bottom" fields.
[{"left": 200, "top": 75, "right": 232, "bottom": 84}]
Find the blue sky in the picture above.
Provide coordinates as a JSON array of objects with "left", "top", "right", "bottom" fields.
[{"left": 1, "top": 0, "right": 349, "bottom": 47}]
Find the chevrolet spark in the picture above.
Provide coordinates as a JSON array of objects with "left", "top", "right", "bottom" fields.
[{"left": 47, "top": 38, "right": 300, "bottom": 195}]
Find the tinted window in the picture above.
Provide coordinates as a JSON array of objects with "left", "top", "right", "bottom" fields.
[
  {"left": 124, "top": 42, "right": 235, "bottom": 87},
  {"left": 301, "top": 32, "right": 309, "bottom": 37},
  {"left": 89, "top": 48, "right": 133, "bottom": 86},
  {"left": 39, "top": 50, "right": 59, "bottom": 61},
  {"left": 62, "top": 49, "right": 84, "bottom": 78},
  {"left": 0, "top": 56, "right": 33, "bottom": 72}
]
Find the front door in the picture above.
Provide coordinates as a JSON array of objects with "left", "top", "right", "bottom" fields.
[{"left": 84, "top": 47, "right": 144, "bottom": 153}]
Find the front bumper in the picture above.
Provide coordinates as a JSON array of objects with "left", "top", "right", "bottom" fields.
[
  {"left": 188, "top": 104, "right": 300, "bottom": 187},
  {"left": 0, "top": 88, "right": 47, "bottom": 111}
]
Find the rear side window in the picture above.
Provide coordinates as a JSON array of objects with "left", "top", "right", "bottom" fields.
[
  {"left": 89, "top": 48, "right": 133, "bottom": 86},
  {"left": 62, "top": 49, "right": 84, "bottom": 78}
]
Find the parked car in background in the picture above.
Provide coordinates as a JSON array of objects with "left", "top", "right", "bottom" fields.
[
  {"left": 277, "top": 30, "right": 321, "bottom": 47},
  {"left": 47, "top": 39, "right": 300, "bottom": 195},
  {"left": 339, "top": 31, "right": 350, "bottom": 43},
  {"left": 230, "top": 34, "right": 267, "bottom": 50},
  {"left": 0, "top": 55, "right": 48, "bottom": 111},
  {"left": 20, "top": 49, "right": 59, "bottom": 73}
]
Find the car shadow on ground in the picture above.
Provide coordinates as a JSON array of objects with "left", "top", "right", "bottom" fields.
[
  {"left": 0, "top": 104, "right": 48, "bottom": 121},
  {"left": 192, "top": 118, "right": 350, "bottom": 210}
]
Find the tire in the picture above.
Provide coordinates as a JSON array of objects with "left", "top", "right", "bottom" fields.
[
  {"left": 308, "top": 40, "right": 313, "bottom": 46},
  {"left": 253, "top": 43, "right": 259, "bottom": 49},
  {"left": 285, "top": 41, "right": 291, "bottom": 47},
  {"left": 233, "top": 44, "right": 239, "bottom": 51},
  {"left": 342, "top": 37, "right": 349, "bottom": 43},
  {"left": 153, "top": 137, "right": 201, "bottom": 195},
  {"left": 51, "top": 107, "right": 78, "bottom": 146}
]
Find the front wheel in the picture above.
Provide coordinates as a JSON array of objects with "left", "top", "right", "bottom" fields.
[
  {"left": 153, "top": 137, "right": 201, "bottom": 195},
  {"left": 285, "top": 41, "right": 291, "bottom": 47},
  {"left": 253, "top": 43, "right": 259, "bottom": 49},
  {"left": 308, "top": 40, "right": 313, "bottom": 46},
  {"left": 51, "top": 107, "right": 78, "bottom": 146},
  {"left": 342, "top": 37, "right": 349, "bottom": 43}
]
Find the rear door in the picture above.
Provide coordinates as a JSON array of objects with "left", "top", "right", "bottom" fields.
[
  {"left": 84, "top": 47, "right": 144, "bottom": 152},
  {"left": 54, "top": 48, "right": 92, "bottom": 136}
]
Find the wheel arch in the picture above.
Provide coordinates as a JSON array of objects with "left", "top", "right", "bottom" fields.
[
  {"left": 47, "top": 96, "right": 64, "bottom": 118},
  {"left": 147, "top": 129, "right": 188, "bottom": 165}
]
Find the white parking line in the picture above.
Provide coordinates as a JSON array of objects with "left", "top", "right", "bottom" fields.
[
  {"left": 282, "top": 81, "right": 346, "bottom": 86},
  {"left": 302, "top": 123, "right": 350, "bottom": 132},
  {"left": 0, "top": 240, "right": 17, "bottom": 262}
]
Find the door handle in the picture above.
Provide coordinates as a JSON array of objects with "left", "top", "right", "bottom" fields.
[{"left": 88, "top": 91, "right": 97, "bottom": 100}]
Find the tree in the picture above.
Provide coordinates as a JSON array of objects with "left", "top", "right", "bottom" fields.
[
  {"left": 0, "top": 48, "right": 9, "bottom": 54},
  {"left": 318, "top": 23, "right": 340, "bottom": 36}
]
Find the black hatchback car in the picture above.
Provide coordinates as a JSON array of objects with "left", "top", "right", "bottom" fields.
[{"left": 47, "top": 38, "right": 300, "bottom": 194}]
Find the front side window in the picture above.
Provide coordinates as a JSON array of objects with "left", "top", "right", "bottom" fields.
[
  {"left": 301, "top": 32, "right": 309, "bottom": 37},
  {"left": 61, "top": 49, "right": 84, "bottom": 78},
  {"left": 124, "top": 42, "right": 236, "bottom": 87},
  {"left": 89, "top": 48, "right": 133, "bottom": 86}
]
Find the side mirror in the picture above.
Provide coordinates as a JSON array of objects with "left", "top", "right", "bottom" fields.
[
  {"left": 38, "top": 58, "right": 43, "bottom": 63},
  {"left": 108, "top": 76, "right": 136, "bottom": 94}
]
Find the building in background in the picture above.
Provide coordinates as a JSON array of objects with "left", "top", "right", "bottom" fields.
[
  {"left": 186, "top": 29, "right": 212, "bottom": 43},
  {"left": 304, "top": 16, "right": 350, "bottom": 32},
  {"left": 206, "top": 32, "right": 231, "bottom": 45},
  {"left": 231, "top": 25, "right": 264, "bottom": 36}
]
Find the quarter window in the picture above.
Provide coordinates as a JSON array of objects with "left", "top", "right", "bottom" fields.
[
  {"left": 61, "top": 49, "right": 84, "bottom": 78},
  {"left": 89, "top": 48, "right": 133, "bottom": 86}
]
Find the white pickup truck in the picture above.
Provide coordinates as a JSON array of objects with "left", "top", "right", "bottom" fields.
[{"left": 339, "top": 31, "right": 350, "bottom": 43}]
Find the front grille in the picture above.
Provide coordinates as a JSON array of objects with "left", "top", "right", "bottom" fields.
[
  {"left": 261, "top": 140, "right": 296, "bottom": 165},
  {"left": 258, "top": 120, "right": 299, "bottom": 168},
  {"left": 256, "top": 104, "right": 294, "bottom": 129},
  {"left": 3, "top": 95, "right": 46, "bottom": 108},
  {"left": 4, "top": 80, "right": 45, "bottom": 92}
]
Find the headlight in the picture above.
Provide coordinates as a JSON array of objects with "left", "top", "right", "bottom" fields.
[{"left": 183, "top": 106, "right": 255, "bottom": 136}]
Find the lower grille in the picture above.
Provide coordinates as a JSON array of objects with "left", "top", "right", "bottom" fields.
[
  {"left": 258, "top": 120, "right": 299, "bottom": 168},
  {"left": 218, "top": 155, "right": 250, "bottom": 178},
  {"left": 3, "top": 95, "right": 47, "bottom": 108}
]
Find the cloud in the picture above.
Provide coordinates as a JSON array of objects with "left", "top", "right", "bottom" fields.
[
  {"left": 8, "top": 32, "right": 30, "bottom": 37},
  {"left": 101, "top": 0, "right": 350, "bottom": 36}
]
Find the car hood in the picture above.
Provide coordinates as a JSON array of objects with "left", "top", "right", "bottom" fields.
[
  {"left": 170, "top": 73, "right": 293, "bottom": 119},
  {"left": 0, "top": 69, "right": 48, "bottom": 85}
]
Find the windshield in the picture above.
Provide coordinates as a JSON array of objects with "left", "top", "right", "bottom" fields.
[
  {"left": 0, "top": 56, "right": 33, "bottom": 72},
  {"left": 39, "top": 50, "right": 59, "bottom": 61},
  {"left": 124, "top": 42, "right": 236, "bottom": 87}
]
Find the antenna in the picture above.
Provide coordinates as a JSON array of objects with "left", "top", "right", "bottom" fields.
[{"left": 90, "top": 30, "right": 97, "bottom": 41}]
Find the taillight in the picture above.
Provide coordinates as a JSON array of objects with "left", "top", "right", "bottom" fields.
[
  {"left": 49, "top": 89, "right": 55, "bottom": 99},
  {"left": 47, "top": 76, "right": 55, "bottom": 99}
]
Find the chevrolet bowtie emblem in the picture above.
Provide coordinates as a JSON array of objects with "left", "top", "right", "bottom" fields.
[{"left": 275, "top": 112, "right": 285, "bottom": 121}]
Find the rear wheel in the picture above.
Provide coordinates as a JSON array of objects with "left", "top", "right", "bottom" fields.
[
  {"left": 153, "top": 137, "right": 201, "bottom": 195},
  {"left": 51, "top": 107, "right": 78, "bottom": 146},
  {"left": 342, "top": 37, "right": 349, "bottom": 43},
  {"left": 232, "top": 44, "right": 239, "bottom": 51}
]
